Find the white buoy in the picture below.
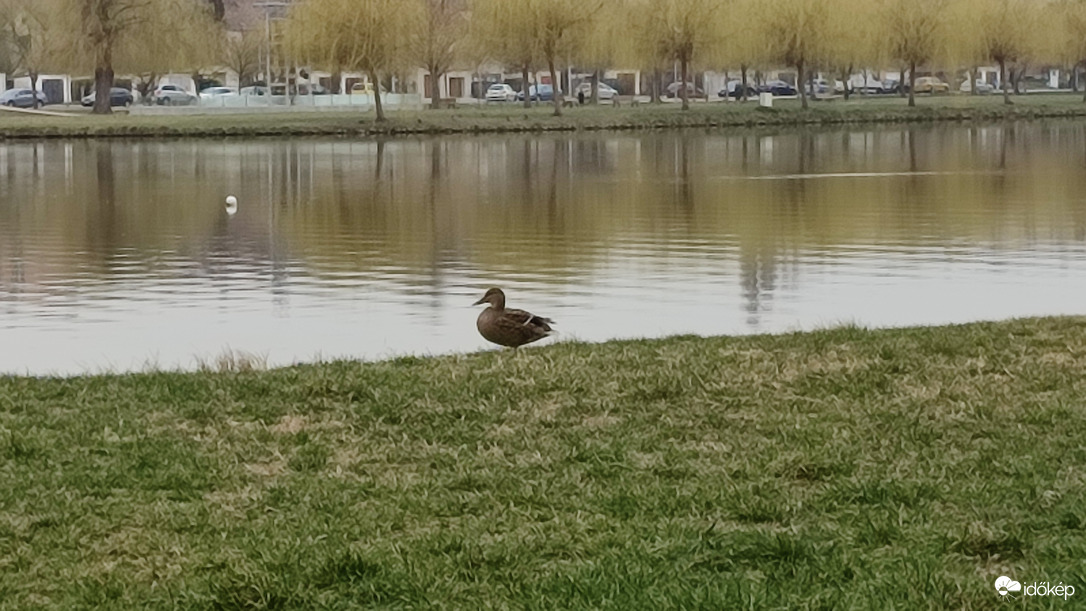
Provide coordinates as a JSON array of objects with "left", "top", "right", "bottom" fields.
[{"left": 225, "top": 195, "right": 238, "bottom": 215}]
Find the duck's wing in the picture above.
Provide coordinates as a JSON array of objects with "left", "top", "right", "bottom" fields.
[{"left": 506, "top": 308, "right": 555, "bottom": 333}]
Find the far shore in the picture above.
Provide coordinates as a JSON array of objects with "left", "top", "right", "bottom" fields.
[{"left": 2, "top": 92, "right": 1086, "bottom": 139}]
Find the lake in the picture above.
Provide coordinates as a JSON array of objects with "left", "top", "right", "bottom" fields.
[{"left": 2, "top": 122, "right": 1085, "bottom": 374}]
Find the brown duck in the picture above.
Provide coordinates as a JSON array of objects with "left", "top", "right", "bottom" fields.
[{"left": 473, "top": 288, "right": 555, "bottom": 348}]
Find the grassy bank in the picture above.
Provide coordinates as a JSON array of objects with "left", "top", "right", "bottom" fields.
[
  {"left": 2, "top": 317, "right": 1085, "bottom": 608},
  {"left": 4, "top": 93, "right": 1086, "bottom": 139}
]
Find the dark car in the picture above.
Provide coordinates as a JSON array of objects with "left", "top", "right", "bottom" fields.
[
  {"left": 515, "top": 84, "right": 561, "bottom": 102},
  {"left": 718, "top": 81, "right": 759, "bottom": 99},
  {"left": 759, "top": 80, "right": 798, "bottom": 96},
  {"left": 80, "top": 87, "right": 134, "bottom": 107},
  {"left": 0, "top": 88, "right": 47, "bottom": 108},
  {"left": 881, "top": 79, "right": 902, "bottom": 94}
]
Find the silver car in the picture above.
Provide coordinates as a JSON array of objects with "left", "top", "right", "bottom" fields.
[
  {"left": 0, "top": 88, "right": 47, "bottom": 108},
  {"left": 152, "top": 84, "right": 197, "bottom": 106}
]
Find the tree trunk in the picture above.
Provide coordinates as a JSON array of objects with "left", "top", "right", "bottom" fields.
[
  {"left": 590, "top": 70, "right": 599, "bottom": 105},
  {"left": 797, "top": 62, "right": 807, "bottom": 109},
  {"left": 679, "top": 55, "right": 689, "bottom": 111},
  {"left": 92, "top": 65, "right": 114, "bottom": 115},
  {"left": 370, "top": 69, "right": 385, "bottom": 121},
  {"left": 899, "top": 65, "right": 907, "bottom": 97},
  {"left": 1000, "top": 59, "right": 1011, "bottom": 105},
  {"left": 740, "top": 64, "right": 748, "bottom": 102},
  {"left": 430, "top": 68, "right": 442, "bottom": 110},
  {"left": 521, "top": 65, "right": 531, "bottom": 108},
  {"left": 908, "top": 61, "right": 916, "bottom": 107},
  {"left": 1080, "top": 63, "right": 1086, "bottom": 102},
  {"left": 651, "top": 68, "right": 661, "bottom": 104},
  {"left": 548, "top": 57, "right": 561, "bottom": 116},
  {"left": 842, "top": 66, "right": 851, "bottom": 100}
]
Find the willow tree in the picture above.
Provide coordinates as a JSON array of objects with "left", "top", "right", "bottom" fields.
[
  {"left": 288, "top": 0, "right": 419, "bottom": 121},
  {"left": 471, "top": 0, "right": 539, "bottom": 109},
  {"left": 975, "top": 0, "right": 1041, "bottom": 105},
  {"left": 533, "top": 0, "right": 602, "bottom": 115},
  {"left": 0, "top": 0, "right": 59, "bottom": 100},
  {"left": 762, "top": 0, "right": 830, "bottom": 109},
  {"left": 125, "top": 3, "right": 221, "bottom": 102},
  {"left": 411, "top": 0, "right": 466, "bottom": 109},
  {"left": 575, "top": 0, "right": 624, "bottom": 103},
  {"left": 715, "top": 0, "right": 771, "bottom": 101},
  {"left": 1058, "top": 0, "right": 1086, "bottom": 101},
  {"left": 882, "top": 0, "right": 947, "bottom": 106},
  {"left": 628, "top": 0, "right": 722, "bottom": 111},
  {"left": 52, "top": 0, "right": 219, "bottom": 114}
]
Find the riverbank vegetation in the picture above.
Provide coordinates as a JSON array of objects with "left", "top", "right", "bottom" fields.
[
  {"left": 5, "top": 93, "right": 1086, "bottom": 139},
  {"left": 3, "top": 0, "right": 1086, "bottom": 118},
  {"left": 2, "top": 316, "right": 1084, "bottom": 608}
]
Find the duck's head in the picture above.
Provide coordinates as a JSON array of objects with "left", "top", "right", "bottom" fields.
[{"left": 472, "top": 287, "right": 505, "bottom": 309}]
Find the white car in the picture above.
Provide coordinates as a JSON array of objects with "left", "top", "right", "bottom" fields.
[
  {"left": 199, "top": 86, "right": 239, "bottom": 100},
  {"left": 485, "top": 83, "right": 516, "bottom": 102},
  {"left": 574, "top": 82, "right": 617, "bottom": 101},
  {"left": 960, "top": 79, "right": 996, "bottom": 94}
]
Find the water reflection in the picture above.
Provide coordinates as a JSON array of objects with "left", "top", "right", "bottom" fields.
[{"left": 1, "top": 122, "right": 1086, "bottom": 373}]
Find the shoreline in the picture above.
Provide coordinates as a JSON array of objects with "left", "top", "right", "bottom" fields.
[{"left": 2, "top": 95, "right": 1086, "bottom": 139}]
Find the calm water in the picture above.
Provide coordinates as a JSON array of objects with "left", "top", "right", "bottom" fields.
[{"left": 2, "top": 123, "right": 1086, "bottom": 374}]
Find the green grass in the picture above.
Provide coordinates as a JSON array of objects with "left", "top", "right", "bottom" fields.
[
  {"left": 2, "top": 317, "right": 1086, "bottom": 608},
  {"left": 5, "top": 92, "right": 1086, "bottom": 139}
]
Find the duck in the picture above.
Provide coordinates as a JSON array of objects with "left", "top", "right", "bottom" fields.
[{"left": 473, "top": 287, "right": 555, "bottom": 348}]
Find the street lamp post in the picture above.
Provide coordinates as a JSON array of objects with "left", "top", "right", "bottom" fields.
[{"left": 254, "top": 1, "right": 290, "bottom": 102}]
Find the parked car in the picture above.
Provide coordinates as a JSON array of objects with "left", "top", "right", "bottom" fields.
[
  {"left": 878, "top": 79, "right": 901, "bottom": 94},
  {"left": 960, "top": 79, "right": 996, "bottom": 94},
  {"left": 574, "top": 81, "right": 618, "bottom": 101},
  {"left": 759, "top": 80, "right": 798, "bottom": 96},
  {"left": 485, "top": 83, "right": 517, "bottom": 102},
  {"left": 912, "top": 76, "right": 950, "bottom": 94},
  {"left": 0, "top": 88, "right": 47, "bottom": 108},
  {"left": 349, "top": 82, "right": 385, "bottom": 94},
  {"left": 516, "top": 84, "right": 561, "bottom": 102},
  {"left": 666, "top": 81, "right": 703, "bottom": 98},
  {"left": 806, "top": 78, "right": 847, "bottom": 96},
  {"left": 199, "top": 86, "right": 238, "bottom": 101},
  {"left": 153, "top": 84, "right": 197, "bottom": 105},
  {"left": 239, "top": 85, "right": 268, "bottom": 97},
  {"left": 80, "top": 87, "right": 134, "bottom": 107},
  {"left": 718, "top": 80, "right": 759, "bottom": 99},
  {"left": 849, "top": 76, "right": 886, "bottom": 94}
]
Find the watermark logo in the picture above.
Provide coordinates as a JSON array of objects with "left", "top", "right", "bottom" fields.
[
  {"left": 995, "top": 576, "right": 1021, "bottom": 597},
  {"left": 995, "top": 575, "right": 1075, "bottom": 601}
]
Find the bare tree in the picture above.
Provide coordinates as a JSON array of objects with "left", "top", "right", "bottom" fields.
[{"left": 223, "top": 29, "right": 262, "bottom": 93}]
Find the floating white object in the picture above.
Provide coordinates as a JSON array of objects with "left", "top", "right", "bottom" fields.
[{"left": 225, "top": 195, "right": 238, "bottom": 206}]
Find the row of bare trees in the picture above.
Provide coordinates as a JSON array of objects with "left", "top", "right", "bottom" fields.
[{"left": 1, "top": 0, "right": 1085, "bottom": 116}]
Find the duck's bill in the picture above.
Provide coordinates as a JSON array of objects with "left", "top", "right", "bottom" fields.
[{"left": 472, "top": 297, "right": 486, "bottom": 305}]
